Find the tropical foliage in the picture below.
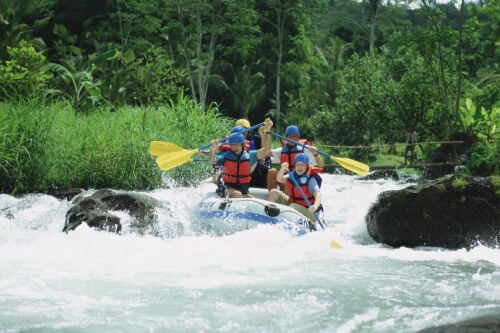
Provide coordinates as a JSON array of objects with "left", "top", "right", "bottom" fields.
[{"left": 0, "top": 0, "right": 498, "bottom": 192}]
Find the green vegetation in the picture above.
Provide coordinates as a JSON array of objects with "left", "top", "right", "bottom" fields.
[
  {"left": 0, "top": 0, "right": 498, "bottom": 193},
  {"left": 492, "top": 175, "right": 500, "bottom": 196},
  {"left": 451, "top": 176, "right": 467, "bottom": 191},
  {"left": 0, "top": 98, "right": 230, "bottom": 193}
]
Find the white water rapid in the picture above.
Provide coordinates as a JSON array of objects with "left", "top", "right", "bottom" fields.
[{"left": 1, "top": 174, "right": 499, "bottom": 332}]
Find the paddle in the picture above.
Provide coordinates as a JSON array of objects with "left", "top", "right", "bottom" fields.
[
  {"left": 287, "top": 171, "right": 327, "bottom": 230},
  {"left": 154, "top": 122, "right": 264, "bottom": 171},
  {"left": 271, "top": 132, "right": 369, "bottom": 175},
  {"left": 149, "top": 141, "right": 184, "bottom": 157},
  {"left": 288, "top": 172, "right": 343, "bottom": 249}
]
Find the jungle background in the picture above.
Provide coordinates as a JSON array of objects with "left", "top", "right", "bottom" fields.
[{"left": 0, "top": 0, "right": 498, "bottom": 193}]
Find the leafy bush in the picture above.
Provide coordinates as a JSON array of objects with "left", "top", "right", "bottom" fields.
[
  {"left": 466, "top": 140, "right": 499, "bottom": 176},
  {"left": 100, "top": 47, "right": 184, "bottom": 107},
  {"left": 44, "top": 50, "right": 119, "bottom": 111},
  {"left": 312, "top": 53, "right": 398, "bottom": 146},
  {"left": 0, "top": 40, "right": 51, "bottom": 100}
]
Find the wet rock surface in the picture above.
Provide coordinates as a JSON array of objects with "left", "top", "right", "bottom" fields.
[
  {"left": 366, "top": 175, "right": 500, "bottom": 249},
  {"left": 357, "top": 169, "right": 400, "bottom": 181},
  {"left": 64, "top": 189, "right": 170, "bottom": 234},
  {"left": 46, "top": 188, "right": 84, "bottom": 201},
  {"left": 418, "top": 314, "right": 500, "bottom": 333}
]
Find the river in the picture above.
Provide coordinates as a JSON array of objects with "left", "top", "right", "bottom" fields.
[{"left": 1, "top": 174, "right": 499, "bottom": 332}]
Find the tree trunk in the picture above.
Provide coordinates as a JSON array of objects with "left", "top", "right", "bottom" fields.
[
  {"left": 116, "top": 0, "right": 124, "bottom": 47},
  {"left": 176, "top": 2, "right": 198, "bottom": 104},
  {"left": 275, "top": 6, "right": 286, "bottom": 132},
  {"left": 196, "top": 5, "right": 204, "bottom": 111},
  {"left": 368, "top": 0, "right": 380, "bottom": 56},
  {"left": 369, "top": 15, "right": 376, "bottom": 55},
  {"left": 421, "top": 0, "right": 452, "bottom": 134},
  {"left": 454, "top": 0, "right": 465, "bottom": 122}
]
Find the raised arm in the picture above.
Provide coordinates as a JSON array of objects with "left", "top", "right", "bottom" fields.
[
  {"left": 256, "top": 118, "right": 273, "bottom": 160},
  {"left": 209, "top": 140, "right": 218, "bottom": 165},
  {"left": 276, "top": 162, "right": 289, "bottom": 184},
  {"left": 309, "top": 146, "right": 325, "bottom": 168}
]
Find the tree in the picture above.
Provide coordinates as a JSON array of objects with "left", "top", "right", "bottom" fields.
[
  {"left": 45, "top": 50, "right": 119, "bottom": 110},
  {"left": 365, "top": 0, "right": 382, "bottom": 55},
  {"left": 219, "top": 64, "right": 266, "bottom": 119},
  {"left": 165, "top": 0, "right": 222, "bottom": 112}
]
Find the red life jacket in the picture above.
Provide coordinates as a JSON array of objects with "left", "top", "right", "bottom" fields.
[
  {"left": 286, "top": 168, "right": 322, "bottom": 207},
  {"left": 222, "top": 150, "right": 251, "bottom": 185},
  {"left": 280, "top": 139, "right": 310, "bottom": 169},
  {"left": 219, "top": 140, "right": 250, "bottom": 152}
]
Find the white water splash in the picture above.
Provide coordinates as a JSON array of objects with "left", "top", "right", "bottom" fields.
[{"left": 1, "top": 174, "right": 499, "bottom": 332}]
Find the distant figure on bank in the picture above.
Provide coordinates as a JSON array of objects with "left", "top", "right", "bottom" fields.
[{"left": 404, "top": 128, "right": 418, "bottom": 166}]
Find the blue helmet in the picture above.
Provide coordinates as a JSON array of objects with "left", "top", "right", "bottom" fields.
[
  {"left": 228, "top": 133, "right": 246, "bottom": 145},
  {"left": 294, "top": 153, "right": 310, "bottom": 165},
  {"left": 231, "top": 126, "right": 245, "bottom": 134},
  {"left": 285, "top": 125, "right": 300, "bottom": 136}
]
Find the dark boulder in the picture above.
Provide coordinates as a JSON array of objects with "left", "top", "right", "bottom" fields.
[
  {"left": 418, "top": 314, "right": 500, "bottom": 333},
  {"left": 366, "top": 175, "right": 500, "bottom": 249},
  {"left": 46, "top": 188, "right": 84, "bottom": 201},
  {"left": 357, "top": 169, "right": 400, "bottom": 181},
  {"left": 64, "top": 189, "right": 169, "bottom": 234},
  {"left": 428, "top": 132, "right": 475, "bottom": 179}
]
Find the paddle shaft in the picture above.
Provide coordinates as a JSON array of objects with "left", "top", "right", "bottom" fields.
[
  {"left": 288, "top": 172, "right": 326, "bottom": 230},
  {"left": 198, "top": 122, "right": 264, "bottom": 151},
  {"left": 271, "top": 132, "right": 329, "bottom": 159}
]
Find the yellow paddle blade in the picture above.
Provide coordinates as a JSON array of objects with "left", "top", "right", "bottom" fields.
[
  {"left": 330, "top": 156, "right": 370, "bottom": 175},
  {"left": 330, "top": 240, "right": 343, "bottom": 249},
  {"left": 155, "top": 149, "right": 198, "bottom": 171},
  {"left": 149, "top": 141, "right": 184, "bottom": 157}
]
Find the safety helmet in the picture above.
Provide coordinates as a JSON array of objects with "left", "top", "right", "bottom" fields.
[
  {"left": 228, "top": 133, "right": 246, "bottom": 145},
  {"left": 235, "top": 119, "right": 251, "bottom": 128},
  {"left": 294, "top": 153, "right": 310, "bottom": 165},
  {"left": 231, "top": 126, "right": 245, "bottom": 134},
  {"left": 285, "top": 125, "right": 300, "bottom": 136}
]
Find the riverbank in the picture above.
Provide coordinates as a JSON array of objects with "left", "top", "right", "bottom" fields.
[{"left": 0, "top": 97, "right": 230, "bottom": 194}]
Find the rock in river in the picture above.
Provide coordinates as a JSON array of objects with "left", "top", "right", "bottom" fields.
[
  {"left": 366, "top": 175, "right": 500, "bottom": 249},
  {"left": 64, "top": 189, "right": 170, "bottom": 235}
]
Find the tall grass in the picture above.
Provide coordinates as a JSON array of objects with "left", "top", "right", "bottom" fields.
[{"left": 0, "top": 96, "right": 231, "bottom": 194}]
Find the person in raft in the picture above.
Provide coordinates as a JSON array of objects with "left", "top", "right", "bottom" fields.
[
  {"left": 267, "top": 125, "right": 325, "bottom": 191},
  {"left": 268, "top": 153, "right": 323, "bottom": 222},
  {"left": 235, "top": 118, "right": 262, "bottom": 150},
  {"left": 233, "top": 119, "right": 271, "bottom": 189},
  {"left": 210, "top": 118, "right": 273, "bottom": 198}
]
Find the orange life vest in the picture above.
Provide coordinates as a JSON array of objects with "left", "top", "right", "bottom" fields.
[
  {"left": 280, "top": 139, "right": 310, "bottom": 169},
  {"left": 286, "top": 168, "right": 322, "bottom": 207},
  {"left": 222, "top": 150, "right": 251, "bottom": 185},
  {"left": 219, "top": 140, "right": 250, "bottom": 152}
]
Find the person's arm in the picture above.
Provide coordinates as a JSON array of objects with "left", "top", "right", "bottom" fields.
[
  {"left": 308, "top": 177, "right": 321, "bottom": 212},
  {"left": 276, "top": 162, "right": 289, "bottom": 183},
  {"left": 308, "top": 146, "right": 324, "bottom": 168},
  {"left": 249, "top": 150, "right": 258, "bottom": 173},
  {"left": 209, "top": 139, "right": 218, "bottom": 165},
  {"left": 309, "top": 192, "right": 321, "bottom": 212},
  {"left": 256, "top": 118, "right": 273, "bottom": 160},
  {"left": 270, "top": 147, "right": 281, "bottom": 163}
]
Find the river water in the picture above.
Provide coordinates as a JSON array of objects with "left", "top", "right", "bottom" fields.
[{"left": 1, "top": 174, "right": 499, "bottom": 332}]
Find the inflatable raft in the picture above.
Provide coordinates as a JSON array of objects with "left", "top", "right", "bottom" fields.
[{"left": 193, "top": 187, "right": 315, "bottom": 236}]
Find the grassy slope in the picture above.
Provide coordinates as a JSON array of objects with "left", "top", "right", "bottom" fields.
[{"left": 0, "top": 97, "right": 231, "bottom": 194}]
